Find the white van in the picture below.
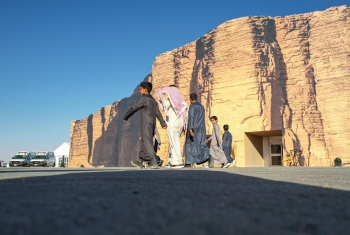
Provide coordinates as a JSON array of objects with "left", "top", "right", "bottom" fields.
[
  {"left": 30, "top": 151, "right": 56, "bottom": 167},
  {"left": 46, "top": 152, "right": 56, "bottom": 167}
]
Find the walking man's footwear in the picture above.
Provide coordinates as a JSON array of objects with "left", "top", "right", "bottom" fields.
[
  {"left": 170, "top": 164, "right": 184, "bottom": 169},
  {"left": 223, "top": 162, "right": 231, "bottom": 168},
  {"left": 157, "top": 160, "right": 164, "bottom": 167},
  {"left": 165, "top": 162, "right": 173, "bottom": 168},
  {"left": 208, "top": 155, "right": 214, "bottom": 168},
  {"left": 131, "top": 160, "right": 144, "bottom": 169},
  {"left": 148, "top": 162, "right": 159, "bottom": 169}
]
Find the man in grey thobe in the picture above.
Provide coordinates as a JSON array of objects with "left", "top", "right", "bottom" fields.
[{"left": 206, "top": 116, "right": 228, "bottom": 167}]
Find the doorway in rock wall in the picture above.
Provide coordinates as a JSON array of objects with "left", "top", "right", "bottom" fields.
[
  {"left": 244, "top": 130, "right": 282, "bottom": 167},
  {"left": 270, "top": 143, "right": 282, "bottom": 166}
]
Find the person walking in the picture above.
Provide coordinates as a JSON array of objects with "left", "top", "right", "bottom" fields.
[
  {"left": 124, "top": 82, "right": 167, "bottom": 169},
  {"left": 157, "top": 85, "right": 187, "bottom": 169},
  {"left": 222, "top": 124, "right": 234, "bottom": 168},
  {"left": 185, "top": 93, "right": 212, "bottom": 167},
  {"left": 206, "top": 116, "right": 228, "bottom": 167}
]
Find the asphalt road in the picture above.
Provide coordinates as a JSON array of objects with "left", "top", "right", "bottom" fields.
[{"left": 0, "top": 167, "right": 349, "bottom": 235}]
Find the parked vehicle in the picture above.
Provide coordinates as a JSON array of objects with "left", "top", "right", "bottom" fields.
[
  {"left": 9, "top": 151, "right": 34, "bottom": 167},
  {"left": 46, "top": 152, "right": 56, "bottom": 167},
  {"left": 1, "top": 162, "right": 9, "bottom": 167},
  {"left": 30, "top": 152, "right": 55, "bottom": 167}
]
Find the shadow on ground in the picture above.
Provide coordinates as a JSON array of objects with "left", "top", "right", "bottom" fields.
[{"left": 0, "top": 169, "right": 349, "bottom": 235}]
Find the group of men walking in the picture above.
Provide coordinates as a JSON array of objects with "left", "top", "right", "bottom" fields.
[{"left": 123, "top": 82, "right": 234, "bottom": 169}]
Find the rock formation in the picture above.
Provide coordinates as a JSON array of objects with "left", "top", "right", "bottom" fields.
[{"left": 69, "top": 6, "right": 350, "bottom": 167}]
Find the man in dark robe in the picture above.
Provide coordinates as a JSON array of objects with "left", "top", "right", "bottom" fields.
[
  {"left": 222, "top": 124, "right": 234, "bottom": 168},
  {"left": 185, "top": 93, "right": 212, "bottom": 167},
  {"left": 124, "top": 82, "right": 167, "bottom": 169}
]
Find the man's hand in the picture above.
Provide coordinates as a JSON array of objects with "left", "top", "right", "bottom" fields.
[
  {"left": 206, "top": 139, "right": 209, "bottom": 143},
  {"left": 189, "top": 129, "right": 194, "bottom": 137},
  {"left": 163, "top": 126, "right": 168, "bottom": 130}
]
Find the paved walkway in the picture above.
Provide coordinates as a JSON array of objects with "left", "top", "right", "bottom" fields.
[{"left": 0, "top": 167, "right": 349, "bottom": 235}]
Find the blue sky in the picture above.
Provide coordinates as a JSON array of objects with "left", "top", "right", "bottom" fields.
[{"left": 0, "top": 0, "right": 348, "bottom": 161}]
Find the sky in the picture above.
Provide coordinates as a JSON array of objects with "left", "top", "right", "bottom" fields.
[{"left": 0, "top": 0, "right": 348, "bottom": 162}]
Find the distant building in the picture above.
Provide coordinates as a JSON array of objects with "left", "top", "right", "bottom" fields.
[{"left": 54, "top": 142, "right": 70, "bottom": 167}]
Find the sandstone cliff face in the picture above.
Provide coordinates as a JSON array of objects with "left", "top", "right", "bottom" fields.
[
  {"left": 70, "top": 85, "right": 143, "bottom": 167},
  {"left": 70, "top": 6, "right": 350, "bottom": 167}
]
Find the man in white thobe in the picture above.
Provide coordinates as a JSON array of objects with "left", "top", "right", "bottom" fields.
[{"left": 157, "top": 85, "right": 187, "bottom": 169}]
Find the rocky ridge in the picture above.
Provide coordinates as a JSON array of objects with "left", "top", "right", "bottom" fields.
[{"left": 70, "top": 6, "right": 350, "bottom": 167}]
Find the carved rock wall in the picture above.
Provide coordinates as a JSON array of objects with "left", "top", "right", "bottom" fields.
[
  {"left": 276, "top": 6, "right": 350, "bottom": 166},
  {"left": 69, "top": 6, "right": 350, "bottom": 167}
]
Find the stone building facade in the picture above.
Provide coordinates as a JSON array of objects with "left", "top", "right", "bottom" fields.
[{"left": 70, "top": 6, "right": 350, "bottom": 167}]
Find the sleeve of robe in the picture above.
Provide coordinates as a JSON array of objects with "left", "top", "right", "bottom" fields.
[
  {"left": 123, "top": 97, "right": 146, "bottom": 121},
  {"left": 214, "top": 124, "right": 222, "bottom": 143},
  {"left": 207, "top": 133, "right": 212, "bottom": 141},
  {"left": 156, "top": 103, "right": 167, "bottom": 128},
  {"left": 154, "top": 127, "right": 161, "bottom": 144},
  {"left": 187, "top": 104, "right": 195, "bottom": 132},
  {"left": 223, "top": 132, "right": 232, "bottom": 151},
  {"left": 223, "top": 133, "right": 228, "bottom": 146},
  {"left": 222, "top": 133, "right": 227, "bottom": 147}
]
